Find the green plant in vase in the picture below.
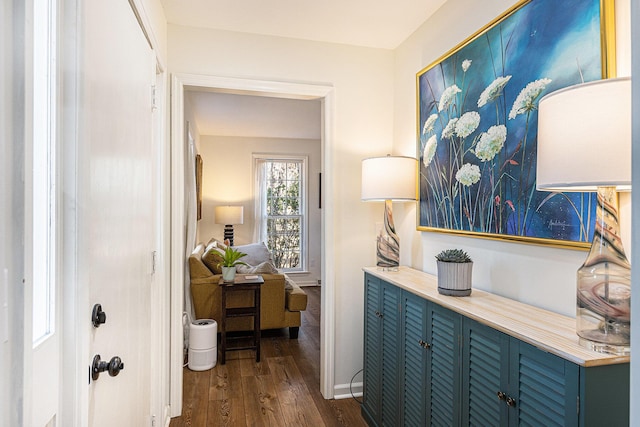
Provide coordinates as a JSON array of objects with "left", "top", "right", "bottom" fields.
[{"left": 218, "top": 247, "right": 248, "bottom": 282}]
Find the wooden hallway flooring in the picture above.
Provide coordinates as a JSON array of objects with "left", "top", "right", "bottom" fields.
[{"left": 170, "top": 287, "right": 367, "bottom": 427}]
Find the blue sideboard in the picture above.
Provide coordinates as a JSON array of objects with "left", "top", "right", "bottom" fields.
[{"left": 362, "top": 267, "right": 630, "bottom": 427}]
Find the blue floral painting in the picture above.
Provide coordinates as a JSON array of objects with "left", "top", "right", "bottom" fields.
[{"left": 417, "top": 0, "right": 613, "bottom": 247}]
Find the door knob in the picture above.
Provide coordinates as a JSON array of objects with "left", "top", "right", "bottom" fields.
[
  {"left": 92, "top": 354, "right": 124, "bottom": 381},
  {"left": 91, "top": 304, "right": 107, "bottom": 327}
]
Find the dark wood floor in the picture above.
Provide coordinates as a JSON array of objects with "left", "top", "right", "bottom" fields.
[{"left": 170, "top": 286, "right": 367, "bottom": 427}]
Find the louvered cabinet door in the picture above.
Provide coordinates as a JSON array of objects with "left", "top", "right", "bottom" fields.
[
  {"left": 380, "top": 281, "right": 401, "bottom": 427},
  {"left": 427, "top": 304, "right": 462, "bottom": 426},
  {"left": 362, "top": 274, "right": 382, "bottom": 425},
  {"left": 462, "top": 319, "right": 509, "bottom": 427},
  {"left": 362, "top": 270, "right": 629, "bottom": 427},
  {"left": 510, "top": 341, "right": 579, "bottom": 427},
  {"left": 401, "top": 291, "right": 429, "bottom": 426}
]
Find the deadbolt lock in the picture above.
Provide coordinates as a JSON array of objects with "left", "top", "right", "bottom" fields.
[{"left": 91, "top": 304, "right": 107, "bottom": 327}]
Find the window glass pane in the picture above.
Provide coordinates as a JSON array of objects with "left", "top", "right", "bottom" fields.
[
  {"left": 258, "top": 158, "right": 305, "bottom": 271},
  {"left": 267, "top": 217, "right": 301, "bottom": 269},
  {"left": 32, "top": 0, "right": 56, "bottom": 346}
]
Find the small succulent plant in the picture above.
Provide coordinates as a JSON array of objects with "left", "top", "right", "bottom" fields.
[{"left": 435, "top": 249, "right": 472, "bottom": 263}]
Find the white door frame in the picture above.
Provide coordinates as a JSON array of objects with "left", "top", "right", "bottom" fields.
[{"left": 169, "top": 73, "right": 336, "bottom": 414}]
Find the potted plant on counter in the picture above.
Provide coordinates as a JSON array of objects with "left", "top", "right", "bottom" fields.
[
  {"left": 435, "top": 249, "right": 473, "bottom": 296},
  {"left": 218, "top": 246, "right": 248, "bottom": 282}
]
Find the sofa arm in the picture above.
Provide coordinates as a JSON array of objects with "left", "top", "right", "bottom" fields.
[
  {"left": 285, "top": 278, "right": 308, "bottom": 312},
  {"left": 190, "top": 276, "right": 222, "bottom": 320}
]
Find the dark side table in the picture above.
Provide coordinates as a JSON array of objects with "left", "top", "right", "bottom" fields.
[{"left": 219, "top": 274, "right": 264, "bottom": 364}]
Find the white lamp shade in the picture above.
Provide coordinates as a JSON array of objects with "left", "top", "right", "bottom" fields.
[
  {"left": 537, "top": 77, "right": 631, "bottom": 192},
  {"left": 214, "top": 205, "right": 244, "bottom": 225},
  {"left": 361, "top": 155, "right": 417, "bottom": 201}
]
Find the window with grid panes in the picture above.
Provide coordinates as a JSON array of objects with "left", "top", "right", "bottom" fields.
[
  {"left": 254, "top": 154, "right": 308, "bottom": 272},
  {"left": 262, "top": 159, "right": 306, "bottom": 271}
]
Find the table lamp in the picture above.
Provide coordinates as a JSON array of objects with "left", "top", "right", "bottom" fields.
[
  {"left": 361, "top": 155, "right": 417, "bottom": 270},
  {"left": 215, "top": 205, "right": 244, "bottom": 246},
  {"left": 537, "top": 77, "right": 631, "bottom": 355}
]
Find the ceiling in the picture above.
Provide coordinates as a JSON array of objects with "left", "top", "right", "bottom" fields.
[
  {"left": 160, "top": 0, "right": 447, "bottom": 50},
  {"left": 186, "top": 90, "right": 322, "bottom": 139},
  {"left": 171, "top": 0, "right": 448, "bottom": 138}
]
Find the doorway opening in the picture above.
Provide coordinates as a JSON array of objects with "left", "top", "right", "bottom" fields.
[{"left": 169, "top": 74, "right": 336, "bottom": 415}]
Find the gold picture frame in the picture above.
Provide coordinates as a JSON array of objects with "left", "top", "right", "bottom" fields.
[{"left": 416, "top": 0, "right": 615, "bottom": 249}]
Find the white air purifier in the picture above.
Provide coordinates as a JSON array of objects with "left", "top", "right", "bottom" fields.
[{"left": 188, "top": 319, "right": 217, "bottom": 371}]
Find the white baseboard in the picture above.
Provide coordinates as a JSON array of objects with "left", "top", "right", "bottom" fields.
[
  {"left": 333, "top": 381, "right": 362, "bottom": 400},
  {"left": 298, "top": 281, "right": 320, "bottom": 287},
  {"left": 164, "top": 405, "right": 171, "bottom": 427}
]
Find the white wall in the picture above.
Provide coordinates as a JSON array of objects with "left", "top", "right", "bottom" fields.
[
  {"left": 197, "top": 135, "right": 322, "bottom": 284},
  {"left": 1, "top": 1, "right": 24, "bottom": 425},
  {"left": 393, "top": 0, "right": 632, "bottom": 318},
  {"left": 168, "top": 25, "right": 395, "bottom": 390}
]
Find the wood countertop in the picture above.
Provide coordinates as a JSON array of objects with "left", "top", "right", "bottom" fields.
[{"left": 363, "top": 266, "right": 629, "bottom": 367}]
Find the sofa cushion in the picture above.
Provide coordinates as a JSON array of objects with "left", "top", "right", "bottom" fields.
[
  {"left": 201, "top": 246, "right": 224, "bottom": 274},
  {"left": 232, "top": 242, "right": 273, "bottom": 266},
  {"left": 236, "top": 261, "right": 279, "bottom": 274}
]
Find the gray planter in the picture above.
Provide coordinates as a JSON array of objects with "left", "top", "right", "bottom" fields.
[{"left": 437, "top": 261, "right": 473, "bottom": 296}]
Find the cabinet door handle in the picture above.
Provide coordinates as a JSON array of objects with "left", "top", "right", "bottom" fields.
[
  {"left": 506, "top": 396, "right": 516, "bottom": 407},
  {"left": 418, "top": 339, "right": 431, "bottom": 349},
  {"left": 497, "top": 391, "right": 506, "bottom": 401}
]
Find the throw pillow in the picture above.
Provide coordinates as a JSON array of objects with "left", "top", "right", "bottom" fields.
[
  {"left": 201, "top": 246, "right": 224, "bottom": 274},
  {"left": 205, "top": 237, "right": 226, "bottom": 251},
  {"left": 232, "top": 242, "right": 273, "bottom": 266},
  {"left": 236, "top": 261, "right": 279, "bottom": 275}
]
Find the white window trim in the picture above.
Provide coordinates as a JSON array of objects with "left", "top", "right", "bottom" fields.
[{"left": 253, "top": 153, "right": 308, "bottom": 273}]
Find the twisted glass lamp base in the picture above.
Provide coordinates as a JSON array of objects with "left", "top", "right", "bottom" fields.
[
  {"left": 376, "top": 200, "right": 399, "bottom": 271},
  {"left": 576, "top": 187, "right": 630, "bottom": 356}
]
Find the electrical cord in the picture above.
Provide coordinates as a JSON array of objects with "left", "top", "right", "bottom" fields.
[{"left": 350, "top": 368, "right": 364, "bottom": 404}]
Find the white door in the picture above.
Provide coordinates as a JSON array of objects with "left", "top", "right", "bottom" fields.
[{"left": 79, "top": 1, "right": 156, "bottom": 425}]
